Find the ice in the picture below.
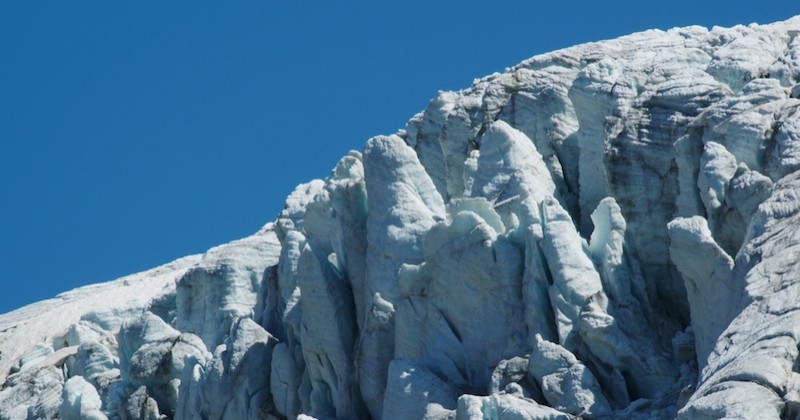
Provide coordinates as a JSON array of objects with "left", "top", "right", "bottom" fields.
[
  {"left": 697, "top": 141, "right": 738, "bottom": 231},
  {"left": 360, "top": 134, "right": 445, "bottom": 416},
  {"left": 59, "top": 376, "right": 107, "bottom": 420},
  {"left": 540, "top": 196, "right": 603, "bottom": 352},
  {"left": 679, "top": 171, "right": 800, "bottom": 417},
  {"left": 117, "top": 386, "right": 162, "bottom": 420},
  {"left": 528, "top": 334, "right": 611, "bottom": 417},
  {"left": 467, "top": 120, "right": 555, "bottom": 205},
  {"left": 175, "top": 228, "right": 282, "bottom": 349},
  {"left": 0, "top": 365, "right": 64, "bottom": 420},
  {"left": 381, "top": 358, "right": 458, "bottom": 420},
  {"left": 3, "top": 15, "right": 800, "bottom": 419},
  {"left": 116, "top": 312, "right": 209, "bottom": 416},
  {"left": 455, "top": 393, "right": 571, "bottom": 419},
  {"left": 296, "top": 240, "right": 363, "bottom": 418},
  {"left": 393, "top": 199, "right": 527, "bottom": 393},
  {"left": 176, "top": 317, "right": 278, "bottom": 419},
  {"left": 668, "top": 216, "right": 736, "bottom": 369}
]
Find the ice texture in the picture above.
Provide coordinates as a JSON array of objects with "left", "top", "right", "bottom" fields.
[{"left": 3, "top": 16, "right": 800, "bottom": 419}]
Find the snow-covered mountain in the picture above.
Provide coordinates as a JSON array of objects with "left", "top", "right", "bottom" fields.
[{"left": 5, "top": 16, "right": 800, "bottom": 419}]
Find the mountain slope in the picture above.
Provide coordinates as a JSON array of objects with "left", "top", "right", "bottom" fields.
[{"left": 4, "top": 16, "right": 800, "bottom": 419}]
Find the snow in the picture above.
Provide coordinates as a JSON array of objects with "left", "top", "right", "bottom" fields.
[
  {"left": 0, "top": 254, "right": 202, "bottom": 386},
  {"left": 4, "top": 15, "right": 800, "bottom": 419}
]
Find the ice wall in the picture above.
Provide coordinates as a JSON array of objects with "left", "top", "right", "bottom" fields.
[{"left": 3, "top": 16, "right": 800, "bottom": 420}]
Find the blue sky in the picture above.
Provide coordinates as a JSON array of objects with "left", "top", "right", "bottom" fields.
[{"left": 1, "top": 2, "right": 798, "bottom": 315}]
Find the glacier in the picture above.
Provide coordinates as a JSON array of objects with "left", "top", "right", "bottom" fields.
[{"left": 4, "top": 16, "right": 800, "bottom": 419}]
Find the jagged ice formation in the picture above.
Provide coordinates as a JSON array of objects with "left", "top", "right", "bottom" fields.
[{"left": 4, "top": 16, "right": 800, "bottom": 419}]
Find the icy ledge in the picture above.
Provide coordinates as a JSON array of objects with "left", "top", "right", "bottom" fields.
[{"left": 4, "top": 16, "right": 800, "bottom": 420}]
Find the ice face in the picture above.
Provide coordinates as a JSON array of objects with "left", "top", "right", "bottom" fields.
[{"left": 4, "top": 16, "right": 800, "bottom": 420}]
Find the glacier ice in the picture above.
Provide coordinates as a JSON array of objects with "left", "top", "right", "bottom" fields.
[
  {"left": 528, "top": 334, "right": 611, "bottom": 417},
  {"left": 4, "top": 15, "right": 800, "bottom": 420},
  {"left": 60, "top": 376, "right": 106, "bottom": 420}
]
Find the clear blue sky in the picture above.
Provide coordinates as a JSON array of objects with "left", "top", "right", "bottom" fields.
[{"left": 1, "top": 2, "right": 798, "bottom": 315}]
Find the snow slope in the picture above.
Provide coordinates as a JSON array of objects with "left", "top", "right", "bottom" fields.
[{"left": 4, "top": 16, "right": 800, "bottom": 419}]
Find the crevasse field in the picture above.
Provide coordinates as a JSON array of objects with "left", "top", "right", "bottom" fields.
[{"left": 4, "top": 17, "right": 800, "bottom": 420}]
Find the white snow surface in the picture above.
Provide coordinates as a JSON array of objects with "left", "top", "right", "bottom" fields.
[{"left": 5, "top": 16, "right": 800, "bottom": 419}]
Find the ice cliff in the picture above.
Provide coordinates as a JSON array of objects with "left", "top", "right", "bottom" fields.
[{"left": 4, "top": 16, "right": 800, "bottom": 420}]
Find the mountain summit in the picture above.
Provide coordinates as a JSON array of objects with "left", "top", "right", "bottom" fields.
[{"left": 4, "top": 16, "right": 800, "bottom": 419}]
